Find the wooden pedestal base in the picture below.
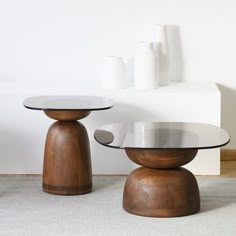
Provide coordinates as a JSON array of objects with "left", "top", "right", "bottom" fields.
[
  {"left": 43, "top": 111, "right": 92, "bottom": 195},
  {"left": 123, "top": 149, "right": 200, "bottom": 217}
]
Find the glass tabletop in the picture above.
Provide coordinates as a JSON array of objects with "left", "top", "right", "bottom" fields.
[
  {"left": 23, "top": 96, "right": 114, "bottom": 111},
  {"left": 94, "top": 122, "right": 230, "bottom": 150}
]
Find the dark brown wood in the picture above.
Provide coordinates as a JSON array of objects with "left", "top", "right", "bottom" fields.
[
  {"left": 123, "top": 148, "right": 200, "bottom": 217},
  {"left": 125, "top": 149, "right": 198, "bottom": 169},
  {"left": 44, "top": 110, "right": 90, "bottom": 121},
  {"left": 123, "top": 167, "right": 200, "bottom": 217},
  {"left": 43, "top": 121, "right": 92, "bottom": 195}
]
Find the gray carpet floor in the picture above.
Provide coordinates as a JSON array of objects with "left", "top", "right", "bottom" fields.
[{"left": 0, "top": 176, "right": 235, "bottom": 236}]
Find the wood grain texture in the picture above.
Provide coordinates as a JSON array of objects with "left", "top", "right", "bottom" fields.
[
  {"left": 221, "top": 149, "right": 236, "bottom": 161},
  {"left": 44, "top": 110, "right": 90, "bottom": 121},
  {"left": 123, "top": 167, "right": 200, "bottom": 217},
  {"left": 43, "top": 121, "right": 92, "bottom": 195},
  {"left": 125, "top": 149, "right": 198, "bottom": 169}
]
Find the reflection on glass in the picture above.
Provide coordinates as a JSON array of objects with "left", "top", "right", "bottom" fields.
[
  {"left": 96, "top": 123, "right": 129, "bottom": 147},
  {"left": 133, "top": 122, "right": 157, "bottom": 147},
  {"left": 130, "top": 124, "right": 199, "bottom": 148},
  {"left": 23, "top": 96, "right": 114, "bottom": 111},
  {"left": 95, "top": 130, "right": 114, "bottom": 145},
  {"left": 156, "top": 129, "right": 199, "bottom": 148},
  {"left": 94, "top": 122, "right": 230, "bottom": 150}
]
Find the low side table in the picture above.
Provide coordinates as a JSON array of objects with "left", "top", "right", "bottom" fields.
[
  {"left": 95, "top": 122, "right": 230, "bottom": 217},
  {"left": 24, "top": 96, "right": 113, "bottom": 195}
]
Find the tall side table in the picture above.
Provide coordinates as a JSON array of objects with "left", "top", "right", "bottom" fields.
[{"left": 24, "top": 96, "right": 113, "bottom": 195}]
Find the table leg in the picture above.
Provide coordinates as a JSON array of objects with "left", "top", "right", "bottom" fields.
[
  {"left": 123, "top": 149, "right": 200, "bottom": 217},
  {"left": 43, "top": 120, "right": 92, "bottom": 195}
]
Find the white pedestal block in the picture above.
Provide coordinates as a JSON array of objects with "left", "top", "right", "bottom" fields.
[{"left": 0, "top": 82, "right": 221, "bottom": 175}]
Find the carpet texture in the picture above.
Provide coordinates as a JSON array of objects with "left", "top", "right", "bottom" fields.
[{"left": 0, "top": 176, "right": 235, "bottom": 236}]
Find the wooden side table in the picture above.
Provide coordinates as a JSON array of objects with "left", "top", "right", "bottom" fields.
[
  {"left": 24, "top": 96, "right": 113, "bottom": 195},
  {"left": 95, "top": 122, "right": 230, "bottom": 217}
]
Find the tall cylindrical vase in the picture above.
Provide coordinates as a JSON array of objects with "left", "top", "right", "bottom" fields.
[
  {"left": 102, "top": 56, "right": 126, "bottom": 89},
  {"left": 157, "top": 25, "right": 169, "bottom": 86},
  {"left": 134, "top": 42, "right": 158, "bottom": 89}
]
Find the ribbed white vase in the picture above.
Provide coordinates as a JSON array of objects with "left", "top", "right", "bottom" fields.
[
  {"left": 157, "top": 25, "right": 169, "bottom": 86},
  {"left": 102, "top": 56, "right": 126, "bottom": 89},
  {"left": 134, "top": 42, "right": 157, "bottom": 89}
]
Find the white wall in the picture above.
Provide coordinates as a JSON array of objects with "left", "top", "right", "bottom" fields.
[{"left": 0, "top": 0, "right": 235, "bottom": 148}]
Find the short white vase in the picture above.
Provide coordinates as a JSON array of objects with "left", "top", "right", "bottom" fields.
[
  {"left": 134, "top": 42, "right": 158, "bottom": 89},
  {"left": 102, "top": 56, "right": 126, "bottom": 89},
  {"left": 157, "top": 24, "right": 169, "bottom": 86}
]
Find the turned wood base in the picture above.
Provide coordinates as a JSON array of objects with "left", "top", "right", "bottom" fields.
[
  {"left": 43, "top": 111, "right": 92, "bottom": 195},
  {"left": 123, "top": 149, "right": 200, "bottom": 217}
]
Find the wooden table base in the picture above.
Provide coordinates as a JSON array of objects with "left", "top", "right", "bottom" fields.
[
  {"left": 123, "top": 149, "right": 200, "bottom": 217},
  {"left": 43, "top": 111, "right": 92, "bottom": 195}
]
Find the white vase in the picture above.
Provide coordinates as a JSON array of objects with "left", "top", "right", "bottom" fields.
[
  {"left": 157, "top": 24, "right": 169, "bottom": 86},
  {"left": 102, "top": 56, "right": 126, "bottom": 89},
  {"left": 134, "top": 42, "right": 158, "bottom": 89}
]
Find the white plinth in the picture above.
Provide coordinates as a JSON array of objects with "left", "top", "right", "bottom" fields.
[{"left": 0, "top": 82, "right": 221, "bottom": 175}]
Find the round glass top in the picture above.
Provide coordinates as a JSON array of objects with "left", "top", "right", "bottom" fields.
[
  {"left": 94, "top": 122, "right": 230, "bottom": 150},
  {"left": 23, "top": 96, "right": 114, "bottom": 111}
]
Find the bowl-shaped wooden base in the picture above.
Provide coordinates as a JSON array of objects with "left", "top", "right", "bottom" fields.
[
  {"left": 43, "top": 121, "right": 92, "bottom": 195},
  {"left": 123, "top": 167, "right": 200, "bottom": 217},
  {"left": 44, "top": 110, "right": 91, "bottom": 121},
  {"left": 125, "top": 149, "right": 198, "bottom": 169}
]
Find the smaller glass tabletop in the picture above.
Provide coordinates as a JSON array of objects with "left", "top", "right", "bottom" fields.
[
  {"left": 94, "top": 122, "right": 230, "bottom": 150},
  {"left": 23, "top": 96, "right": 114, "bottom": 111}
]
